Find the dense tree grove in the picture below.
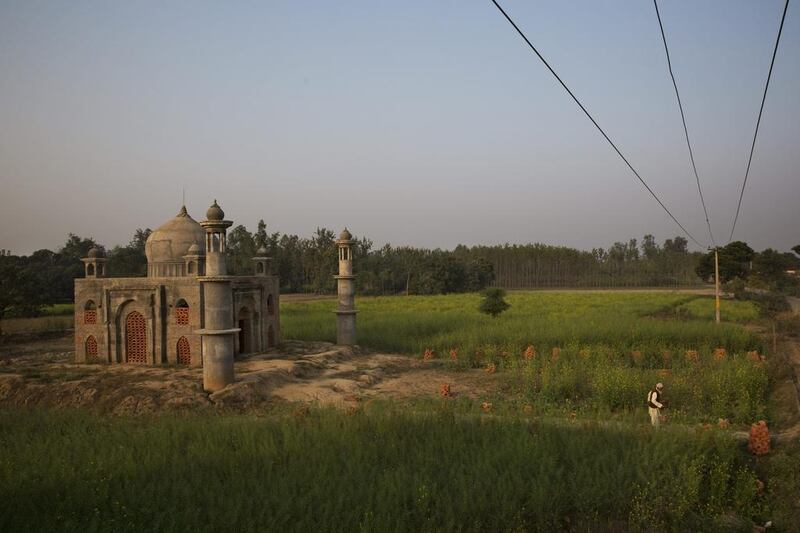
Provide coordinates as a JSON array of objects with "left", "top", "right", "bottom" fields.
[
  {"left": 696, "top": 241, "right": 800, "bottom": 295},
  {"left": 469, "top": 235, "right": 702, "bottom": 288},
  {"left": 2, "top": 224, "right": 799, "bottom": 320}
]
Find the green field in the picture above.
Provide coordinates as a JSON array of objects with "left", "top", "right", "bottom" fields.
[
  {"left": 0, "top": 408, "right": 770, "bottom": 532},
  {"left": 283, "top": 292, "right": 767, "bottom": 425},
  {"left": 2, "top": 291, "right": 791, "bottom": 530},
  {"left": 283, "top": 292, "right": 761, "bottom": 357}
]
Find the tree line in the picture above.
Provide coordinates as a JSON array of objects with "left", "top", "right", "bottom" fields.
[{"left": 2, "top": 221, "right": 799, "bottom": 323}]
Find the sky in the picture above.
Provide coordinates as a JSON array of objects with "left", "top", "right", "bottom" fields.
[{"left": 0, "top": 0, "right": 797, "bottom": 255}]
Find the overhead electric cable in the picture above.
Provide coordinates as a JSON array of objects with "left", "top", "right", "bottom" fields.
[
  {"left": 489, "top": 0, "right": 705, "bottom": 248},
  {"left": 729, "top": 0, "right": 790, "bottom": 243},
  {"left": 653, "top": 0, "right": 717, "bottom": 248}
]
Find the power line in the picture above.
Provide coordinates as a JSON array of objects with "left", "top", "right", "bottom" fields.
[
  {"left": 653, "top": 0, "right": 717, "bottom": 248},
  {"left": 489, "top": 0, "right": 705, "bottom": 248},
  {"left": 729, "top": 0, "right": 790, "bottom": 243}
]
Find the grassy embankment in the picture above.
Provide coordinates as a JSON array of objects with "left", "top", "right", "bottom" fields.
[{"left": 284, "top": 293, "right": 767, "bottom": 426}]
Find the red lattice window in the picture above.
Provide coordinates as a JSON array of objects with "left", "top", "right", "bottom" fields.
[
  {"left": 85, "top": 335, "right": 98, "bottom": 359},
  {"left": 84, "top": 309, "right": 97, "bottom": 324},
  {"left": 175, "top": 307, "right": 189, "bottom": 325},
  {"left": 125, "top": 311, "right": 147, "bottom": 363},
  {"left": 177, "top": 336, "right": 191, "bottom": 365}
]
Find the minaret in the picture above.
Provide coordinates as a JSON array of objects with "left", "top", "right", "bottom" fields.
[
  {"left": 197, "top": 200, "right": 236, "bottom": 392},
  {"left": 252, "top": 246, "right": 272, "bottom": 276},
  {"left": 335, "top": 228, "right": 357, "bottom": 345}
]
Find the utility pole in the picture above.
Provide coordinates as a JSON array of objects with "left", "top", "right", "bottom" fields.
[{"left": 713, "top": 247, "right": 721, "bottom": 324}]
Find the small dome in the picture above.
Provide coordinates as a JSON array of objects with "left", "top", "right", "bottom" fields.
[
  {"left": 87, "top": 246, "right": 104, "bottom": 258},
  {"left": 186, "top": 242, "right": 204, "bottom": 256},
  {"left": 256, "top": 246, "right": 268, "bottom": 257},
  {"left": 339, "top": 228, "right": 353, "bottom": 241},
  {"left": 206, "top": 200, "right": 225, "bottom": 221},
  {"left": 145, "top": 207, "right": 205, "bottom": 268}
]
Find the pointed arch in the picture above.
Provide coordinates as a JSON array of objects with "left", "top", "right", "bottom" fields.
[
  {"left": 175, "top": 299, "right": 189, "bottom": 325},
  {"left": 176, "top": 336, "right": 191, "bottom": 365},
  {"left": 85, "top": 335, "right": 98, "bottom": 359},
  {"left": 84, "top": 300, "right": 97, "bottom": 324},
  {"left": 125, "top": 311, "right": 147, "bottom": 363}
]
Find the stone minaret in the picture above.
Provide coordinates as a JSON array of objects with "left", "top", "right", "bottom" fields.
[
  {"left": 197, "top": 200, "right": 236, "bottom": 392},
  {"left": 335, "top": 228, "right": 357, "bottom": 345},
  {"left": 252, "top": 246, "right": 272, "bottom": 276}
]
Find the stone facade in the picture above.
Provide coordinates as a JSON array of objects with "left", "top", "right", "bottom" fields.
[{"left": 73, "top": 203, "right": 280, "bottom": 370}]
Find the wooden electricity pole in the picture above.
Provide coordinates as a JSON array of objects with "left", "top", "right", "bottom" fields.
[{"left": 714, "top": 247, "right": 721, "bottom": 324}]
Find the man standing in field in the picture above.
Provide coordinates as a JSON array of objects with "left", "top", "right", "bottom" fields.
[{"left": 647, "top": 383, "right": 665, "bottom": 427}]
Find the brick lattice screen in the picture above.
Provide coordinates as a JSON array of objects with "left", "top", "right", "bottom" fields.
[
  {"left": 85, "top": 335, "right": 98, "bottom": 359},
  {"left": 177, "top": 336, "right": 191, "bottom": 365},
  {"left": 125, "top": 311, "right": 147, "bottom": 363},
  {"left": 84, "top": 309, "right": 97, "bottom": 324},
  {"left": 175, "top": 307, "right": 189, "bottom": 325}
]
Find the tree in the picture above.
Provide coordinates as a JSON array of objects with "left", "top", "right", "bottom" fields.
[
  {"left": 641, "top": 234, "right": 659, "bottom": 260},
  {"left": 695, "top": 241, "right": 755, "bottom": 283},
  {"left": 466, "top": 257, "right": 494, "bottom": 291},
  {"left": 0, "top": 254, "right": 48, "bottom": 334},
  {"left": 751, "top": 248, "right": 793, "bottom": 289},
  {"left": 226, "top": 225, "right": 256, "bottom": 275},
  {"left": 478, "top": 288, "right": 510, "bottom": 318},
  {"left": 107, "top": 228, "right": 151, "bottom": 277},
  {"left": 130, "top": 228, "right": 152, "bottom": 253}
]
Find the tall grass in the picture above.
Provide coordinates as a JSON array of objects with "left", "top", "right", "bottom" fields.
[{"left": 0, "top": 408, "right": 764, "bottom": 532}]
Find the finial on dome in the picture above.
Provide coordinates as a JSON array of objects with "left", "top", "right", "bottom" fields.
[{"left": 177, "top": 205, "right": 189, "bottom": 217}]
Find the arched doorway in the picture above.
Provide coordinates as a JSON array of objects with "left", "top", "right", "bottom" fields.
[
  {"left": 85, "top": 335, "right": 98, "bottom": 360},
  {"left": 125, "top": 311, "right": 147, "bottom": 363},
  {"left": 176, "top": 336, "right": 191, "bottom": 365},
  {"left": 238, "top": 307, "right": 251, "bottom": 354}
]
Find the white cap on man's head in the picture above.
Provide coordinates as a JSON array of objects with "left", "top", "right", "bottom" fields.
[{"left": 656, "top": 383, "right": 664, "bottom": 390}]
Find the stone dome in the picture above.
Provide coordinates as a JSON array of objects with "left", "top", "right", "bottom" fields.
[
  {"left": 339, "top": 228, "right": 353, "bottom": 241},
  {"left": 87, "top": 246, "right": 104, "bottom": 258},
  {"left": 256, "top": 245, "right": 268, "bottom": 257},
  {"left": 206, "top": 200, "right": 225, "bottom": 221},
  {"left": 145, "top": 207, "right": 205, "bottom": 266}
]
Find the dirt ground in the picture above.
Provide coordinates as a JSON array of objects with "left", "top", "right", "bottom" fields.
[{"left": 0, "top": 334, "right": 502, "bottom": 415}]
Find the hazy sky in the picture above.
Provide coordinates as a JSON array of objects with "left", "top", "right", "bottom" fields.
[{"left": 1, "top": 0, "right": 797, "bottom": 255}]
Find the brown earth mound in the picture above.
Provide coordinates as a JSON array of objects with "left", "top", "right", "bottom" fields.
[{"left": 0, "top": 336, "right": 501, "bottom": 415}]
